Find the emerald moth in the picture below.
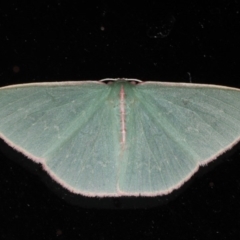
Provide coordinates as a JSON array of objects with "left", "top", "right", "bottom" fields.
[{"left": 0, "top": 78, "right": 240, "bottom": 197}]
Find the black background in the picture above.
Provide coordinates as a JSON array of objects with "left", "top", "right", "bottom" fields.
[{"left": 1, "top": 1, "right": 240, "bottom": 239}]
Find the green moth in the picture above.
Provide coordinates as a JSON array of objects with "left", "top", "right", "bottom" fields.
[{"left": 0, "top": 78, "right": 240, "bottom": 197}]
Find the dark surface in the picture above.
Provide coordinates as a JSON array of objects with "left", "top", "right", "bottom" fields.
[{"left": 1, "top": 1, "right": 240, "bottom": 239}]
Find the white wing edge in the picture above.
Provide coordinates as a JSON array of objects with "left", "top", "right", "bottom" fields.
[
  {"left": 0, "top": 78, "right": 142, "bottom": 89},
  {"left": 0, "top": 80, "right": 104, "bottom": 90},
  {"left": 0, "top": 132, "right": 44, "bottom": 164},
  {"left": 1, "top": 79, "right": 238, "bottom": 91},
  {"left": 139, "top": 81, "right": 240, "bottom": 91}
]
